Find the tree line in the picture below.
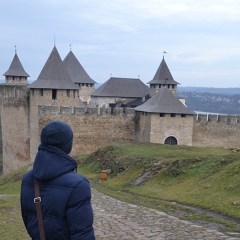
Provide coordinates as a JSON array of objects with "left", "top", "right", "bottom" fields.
[{"left": 177, "top": 87, "right": 240, "bottom": 114}]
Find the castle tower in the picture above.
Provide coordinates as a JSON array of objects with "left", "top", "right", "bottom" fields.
[
  {"left": 0, "top": 48, "right": 30, "bottom": 175},
  {"left": 28, "top": 46, "right": 79, "bottom": 161},
  {"left": 147, "top": 57, "right": 179, "bottom": 97},
  {"left": 3, "top": 51, "right": 30, "bottom": 84},
  {"left": 63, "top": 50, "right": 96, "bottom": 105},
  {"left": 135, "top": 87, "right": 194, "bottom": 145}
]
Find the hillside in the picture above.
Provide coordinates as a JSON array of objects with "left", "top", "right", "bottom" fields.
[
  {"left": 76, "top": 143, "right": 240, "bottom": 233},
  {"left": 178, "top": 92, "right": 240, "bottom": 114},
  {"left": 177, "top": 87, "right": 240, "bottom": 114},
  {"left": 178, "top": 87, "right": 240, "bottom": 95},
  {"left": 1, "top": 142, "right": 240, "bottom": 236}
]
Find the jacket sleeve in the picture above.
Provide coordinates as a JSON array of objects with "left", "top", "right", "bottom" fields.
[{"left": 66, "top": 178, "right": 95, "bottom": 240}]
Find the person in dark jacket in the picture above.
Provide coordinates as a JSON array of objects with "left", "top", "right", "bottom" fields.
[{"left": 21, "top": 120, "right": 95, "bottom": 239}]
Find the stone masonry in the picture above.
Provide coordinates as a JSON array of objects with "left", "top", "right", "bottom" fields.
[{"left": 0, "top": 84, "right": 240, "bottom": 174}]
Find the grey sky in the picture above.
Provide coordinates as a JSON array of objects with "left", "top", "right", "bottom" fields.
[{"left": 1, "top": 0, "right": 240, "bottom": 87}]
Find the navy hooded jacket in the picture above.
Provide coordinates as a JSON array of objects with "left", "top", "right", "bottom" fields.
[{"left": 21, "top": 144, "right": 95, "bottom": 240}]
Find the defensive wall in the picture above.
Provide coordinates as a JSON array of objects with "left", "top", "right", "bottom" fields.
[
  {"left": 0, "top": 85, "right": 30, "bottom": 174},
  {"left": 135, "top": 113, "right": 194, "bottom": 146},
  {"left": 150, "top": 113, "right": 194, "bottom": 146},
  {"left": 79, "top": 84, "right": 95, "bottom": 104},
  {"left": 29, "top": 88, "right": 79, "bottom": 162},
  {"left": 37, "top": 106, "right": 240, "bottom": 152},
  {"left": 37, "top": 105, "right": 136, "bottom": 156},
  {"left": 193, "top": 114, "right": 240, "bottom": 148},
  {"left": 1, "top": 84, "right": 240, "bottom": 175}
]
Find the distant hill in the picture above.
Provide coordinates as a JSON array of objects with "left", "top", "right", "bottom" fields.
[
  {"left": 1, "top": 80, "right": 239, "bottom": 114},
  {"left": 177, "top": 89, "right": 240, "bottom": 114},
  {"left": 178, "top": 86, "right": 240, "bottom": 95}
]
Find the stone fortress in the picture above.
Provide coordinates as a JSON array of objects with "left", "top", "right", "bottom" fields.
[{"left": 0, "top": 46, "right": 240, "bottom": 175}]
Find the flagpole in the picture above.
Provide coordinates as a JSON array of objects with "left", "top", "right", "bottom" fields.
[{"left": 163, "top": 51, "right": 167, "bottom": 58}]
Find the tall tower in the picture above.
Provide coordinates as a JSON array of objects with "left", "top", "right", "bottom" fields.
[
  {"left": 135, "top": 87, "right": 194, "bottom": 146},
  {"left": 28, "top": 46, "right": 79, "bottom": 161},
  {"left": 147, "top": 57, "right": 179, "bottom": 97},
  {"left": 63, "top": 50, "right": 96, "bottom": 106},
  {"left": 3, "top": 50, "right": 30, "bottom": 84},
  {"left": 1, "top": 49, "right": 30, "bottom": 175}
]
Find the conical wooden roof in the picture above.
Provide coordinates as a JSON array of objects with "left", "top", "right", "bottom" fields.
[
  {"left": 63, "top": 51, "right": 96, "bottom": 84},
  {"left": 3, "top": 53, "right": 29, "bottom": 77},
  {"left": 91, "top": 77, "right": 149, "bottom": 98},
  {"left": 135, "top": 87, "right": 194, "bottom": 114},
  {"left": 28, "top": 47, "right": 78, "bottom": 89},
  {"left": 147, "top": 57, "right": 179, "bottom": 85}
]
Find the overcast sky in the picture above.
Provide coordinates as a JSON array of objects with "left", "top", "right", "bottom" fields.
[{"left": 1, "top": 0, "right": 240, "bottom": 88}]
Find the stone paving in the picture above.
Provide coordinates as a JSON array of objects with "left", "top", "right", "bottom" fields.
[{"left": 92, "top": 189, "right": 240, "bottom": 240}]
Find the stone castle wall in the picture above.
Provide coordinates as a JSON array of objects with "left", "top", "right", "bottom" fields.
[
  {"left": 0, "top": 85, "right": 30, "bottom": 174},
  {"left": 135, "top": 112, "right": 151, "bottom": 142},
  {"left": 29, "top": 88, "right": 79, "bottom": 161},
  {"left": 79, "top": 85, "right": 95, "bottom": 104},
  {"left": 37, "top": 106, "right": 136, "bottom": 155},
  {"left": 1, "top": 84, "right": 240, "bottom": 175},
  {"left": 150, "top": 113, "right": 194, "bottom": 145},
  {"left": 193, "top": 114, "right": 240, "bottom": 148}
]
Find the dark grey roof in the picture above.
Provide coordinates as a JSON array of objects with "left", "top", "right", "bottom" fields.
[
  {"left": 63, "top": 51, "right": 96, "bottom": 84},
  {"left": 135, "top": 87, "right": 194, "bottom": 114},
  {"left": 124, "top": 94, "right": 151, "bottom": 108},
  {"left": 3, "top": 53, "right": 30, "bottom": 77},
  {"left": 91, "top": 77, "right": 150, "bottom": 98},
  {"left": 147, "top": 57, "right": 179, "bottom": 85},
  {"left": 28, "top": 47, "right": 78, "bottom": 90}
]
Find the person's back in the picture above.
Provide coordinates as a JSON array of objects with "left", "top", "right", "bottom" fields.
[{"left": 21, "top": 120, "right": 95, "bottom": 239}]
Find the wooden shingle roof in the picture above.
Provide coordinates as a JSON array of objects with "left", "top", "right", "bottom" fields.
[
  {"left": 63, "top": 51, "right": 96, "bottom": 84},
  {"left": 3, "top": 53, "right": 30, "bottom": 77},
  {"left": 135, "top": 87, "right": 194, "bottom": 114},
  {"left": 147, "top": 57, "right": 179, "bottom": 85},
  {"left": 28, "top": 47, "right": 78, "bottom": 90},
  {"left": 91, "top": 77, "right": 150, "bottom": 98}
]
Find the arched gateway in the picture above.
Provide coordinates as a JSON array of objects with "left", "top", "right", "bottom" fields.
[{"left": 164, "top": 136, "right": 177, "bottom": 145}]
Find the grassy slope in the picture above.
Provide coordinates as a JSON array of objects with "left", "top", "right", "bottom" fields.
[
  {"left": 0, "top": 166, "right": 30, "bottom": 239},
  {"left": 1, "top": 143, "right": 240, "bottom": 237},
  {"left": 76, "top": 143, "right": 240, "bottom": 220}
]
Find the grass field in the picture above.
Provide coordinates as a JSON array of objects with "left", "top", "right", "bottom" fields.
[
  {"left": 0, "top": 166, "right": 30, "bottom": 239},
  {"left": 1, "top": 142, "right": 240, "bottom": 238},
  {"left": 76, "top": 143, "right": 240, "bottom": 232}
]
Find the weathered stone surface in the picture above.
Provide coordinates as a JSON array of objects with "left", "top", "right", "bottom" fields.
[
  {"left": 92, "top": 189, "right": 239, "bottom": 240},
  {"left": 233, "top": 201, "right": 240, "bottom": 206},
  {"left": 1, "top": 84, "right": 240, "bottom": 174}
]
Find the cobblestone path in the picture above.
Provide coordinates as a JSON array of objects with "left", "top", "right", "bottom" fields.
[{"left": 92, "top": 189, "right": 240, "bottom": 240}]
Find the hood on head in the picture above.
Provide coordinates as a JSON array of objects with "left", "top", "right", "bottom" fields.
[
  {"left": 41, "top": 120, "right": 73, "bottom": 154},
  {"left": 33, "top": 145, "right": 77, "bottom": 181}
]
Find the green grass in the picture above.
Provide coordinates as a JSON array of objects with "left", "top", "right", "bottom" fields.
[
  {"left": 1, "top": 142, "right": 240, "bottom": 237},
  {"left": 0, "top": 195, "right": 30, "bottom": 239},
  {"left": 0, "top": 166, "right": 30, "bottom": 239},
  {"left": 77, "top": 144, "right": 240, "bottom": 214},
  {"left": 76, "top": 143, "right": 240, "bottom": 232}
]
